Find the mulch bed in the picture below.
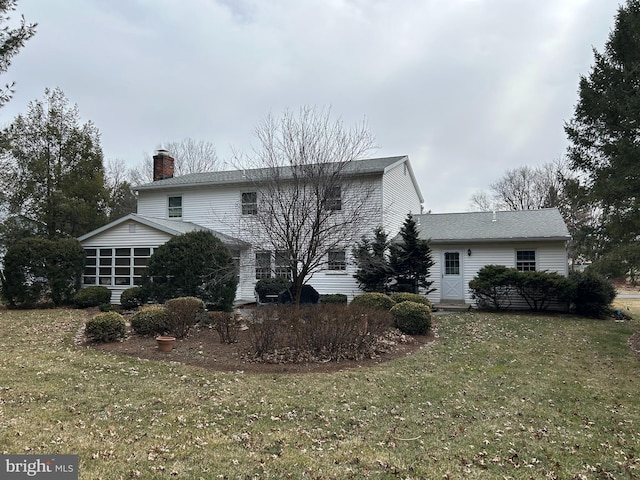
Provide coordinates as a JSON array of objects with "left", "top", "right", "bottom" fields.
[{"left": 82, "top": 321, "right": 434, "bottom": 375}]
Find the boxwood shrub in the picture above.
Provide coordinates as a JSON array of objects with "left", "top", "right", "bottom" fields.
[
  {"left": 390, "top": 301, "right": 431, "bottom": 335},
  {"left": 85, "top": 311, "right": 126, "bottom": 343},
  {"left": 390, "top": 292, "right": 431, "bottom": 309},
  {"left": 131, "top": 306, "right": 169, "bottom": 336},
  {"left": 73, "top": 286, "right": 112, "bottom": 308},
  {"left": 120, "top": 287, "right": 147, "bottom": 310},
  {"left": 350, "top": 292, "right": 395, "bottom": 311}
]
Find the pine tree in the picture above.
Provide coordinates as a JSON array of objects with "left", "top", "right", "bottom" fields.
[
  {"left": 565, "top": 0, "right": 640, "bottom": 280},
  {"left": 353, "top": 226, "right": 393, "bottom": 292},
  {"left": 389, "top": 214, "right": 435, "bottom": 294}
]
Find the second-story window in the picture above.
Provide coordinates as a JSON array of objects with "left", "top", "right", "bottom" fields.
[
  {"left": 242, "top": 192, "right": 258, "bottom": 215},
  {"left": 168, "top": 196, "right": 182, "bottom": 218},
  {"left": 325, "top": 185, "right": 342, "bottom": 211}
]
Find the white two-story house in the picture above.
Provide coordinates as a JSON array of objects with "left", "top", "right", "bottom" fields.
[{"left": 78, "top": 151, "right": 424, "bottom": 304}]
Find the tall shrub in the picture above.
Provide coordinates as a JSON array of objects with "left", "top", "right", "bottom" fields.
[
  {"left": 2, "top": 237, "right": 85, "bottom": 307},
  {"left": 143, "top": 230, "right": 238, "bottom": 310},
  {"left": 569, "top": 271, "right": 616, "bottom": 318}
]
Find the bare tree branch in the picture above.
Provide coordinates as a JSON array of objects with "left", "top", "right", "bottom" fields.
[
  {"left": 235, "top": 106, "right": 377, "bottom": 304},
  {"left": 129, "top": 138, "right": 220, "bottom": 185}
]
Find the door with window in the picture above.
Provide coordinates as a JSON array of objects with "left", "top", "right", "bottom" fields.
[{"left": 441, "top": 251, "right": 464, "bottom": 301}]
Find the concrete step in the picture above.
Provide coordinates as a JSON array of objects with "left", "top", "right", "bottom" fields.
[{"left": 433, "top": 303, "right": 472, "bottom": 312}]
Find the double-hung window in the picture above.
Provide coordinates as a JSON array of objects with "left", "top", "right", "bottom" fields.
[
  {"left": 242, "top": 192, "right": 258, "bottom": 215},
  {"left": 325, "top": 186, "right": 342, "bottom": 211},
  {"left": 274, "top": 250, "right": 292, "bottom": 279},
  {"left": 255, "top": 251, "right": 271, "bottom": 279},
  {"left": 168, "top": 196, "right": 182, "bottom": 218},
  {"left": 516, "top": 250, "right": 536, "bottom": 271},
  {"left": 328, "top": 250, "right": 346, "bottom": 271}
]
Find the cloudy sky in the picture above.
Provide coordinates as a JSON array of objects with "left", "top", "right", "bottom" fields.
[{"left": 1, "top": 0, "right": 620, "bottom": 212}]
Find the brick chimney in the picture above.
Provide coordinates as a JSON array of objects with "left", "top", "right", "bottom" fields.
[{"left": 153, "top": 149, "right": 175, "bottom": 181}]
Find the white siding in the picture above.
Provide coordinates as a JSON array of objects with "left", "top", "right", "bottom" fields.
[
  {"left": 382, "top": 161, "right": 423, "bottom": 237},
  {"left": 130, "top": 161, "right": 432, "bottom": 304},
  {"left": 428, "top": 241, "right": 569, "bottom": 309}
]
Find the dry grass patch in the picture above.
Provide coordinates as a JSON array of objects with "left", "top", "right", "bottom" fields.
[{"left": 1, "top": 308, "right": 639, "bottom": 478}]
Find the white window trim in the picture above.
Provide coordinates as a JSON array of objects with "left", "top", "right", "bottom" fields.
[
  {"left": 168, "top": 195, "right": 183, "bottom": 219},
  {"left": 515, "top": 249, "right": 537, "bottom": 272}
]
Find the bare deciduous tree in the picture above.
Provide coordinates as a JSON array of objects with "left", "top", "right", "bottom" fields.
[
  {"left": 469, "top": 160, "right": 569, "bottom": 212},
  {"left": 129, "top": 138, "right": 220, "bottom": 185},
  {"left": 236, "top": 106, "right": 377, "bottom": 304}
]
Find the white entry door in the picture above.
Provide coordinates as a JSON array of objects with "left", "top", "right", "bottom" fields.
[{"left": 441, "top": 251, "right": 464, "bottom": 301}]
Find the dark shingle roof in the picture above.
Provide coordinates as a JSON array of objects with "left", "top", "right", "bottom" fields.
[
  {"left": 134, "top": 156, "right": 408, "bottom": 191},
  {"left": 414, "top": 208, "right": 570, "bottom": 243}
]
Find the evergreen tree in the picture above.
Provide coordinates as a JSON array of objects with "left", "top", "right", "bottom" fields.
[
  {"left": 353, "top": 226, "right": 393, "bottom": 292},
  {"left": 0, "top": 0, "right": 37, "bottom": 108},
  {"left": 389, "top": 214, "right": 435, "bottom": 294},
  {"left": 0, "top": 87, "right": 109, "bottom": 238},
  {"left": 565, "top": 0, "right": 640, "bottom": 280}
]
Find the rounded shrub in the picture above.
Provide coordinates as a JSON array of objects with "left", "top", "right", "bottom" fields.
[
  {"left": 131, "top": 306, "right": 169, "bottom": 336},
  {"left": 165, "top": 296, "right": 207, "bottom": 338},
  {"left": 569, "top": 271, "right": 616, "bottom": 318},
  {"left": 390, "top": 301, "right": 431, "bottom": 335},
  {"left": 350, "top": 292, "right": 395, "bottom": 311},
  {"left": 73, "top": 286, "right": 112, "bottom": 308},
  {"left": 320, "top": 294, "right": 348, "bottom": 304},
  {"left": 120, "top": 287, "right": 147, "bottom": 310},
  {"left": 390, "top": 292, "right": 432, "bottom": 309},
  {"left": 85, "top": 311, "right": 126, "bottom": 343}
]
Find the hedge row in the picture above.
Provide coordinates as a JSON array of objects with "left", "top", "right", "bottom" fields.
[{"left": 469, "top": 265, "right": 616, "bottom": 317}]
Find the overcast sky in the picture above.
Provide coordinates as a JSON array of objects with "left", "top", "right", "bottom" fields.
[{"left": 1, "top": 0, "right": 620, "bottom": 212}]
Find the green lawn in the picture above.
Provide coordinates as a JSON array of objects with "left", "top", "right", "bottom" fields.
[{"left": 1, "top": 308, "right": 639, "bottom": 479}]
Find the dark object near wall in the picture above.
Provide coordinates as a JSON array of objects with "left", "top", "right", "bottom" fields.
[{"left": 278, "top": 284, "right": 320, "bottom": 304}]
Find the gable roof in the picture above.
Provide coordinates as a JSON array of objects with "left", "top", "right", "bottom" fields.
[
  {"left": 134, "top": 155, "right": 416, "bottom": 190},
  {"left": 77, "top": 214, "right": 247, "bottom": 247},
  {"left": 414, "top": 208, "right": 571, "bottom": 244}
]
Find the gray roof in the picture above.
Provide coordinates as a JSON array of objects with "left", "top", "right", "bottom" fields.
[
  {"left": 134, "top": 155, "right": 409, "bottom": 191},
  {"left": 78, "top": 214, "right": 247, "bottom": 247},
  {"left": 414, "top": 208, "right": 570, "bottom": 243}
]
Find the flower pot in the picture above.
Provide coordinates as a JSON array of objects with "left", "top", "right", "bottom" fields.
[{"left": 156, "top": 336, "right": 176, "bottom": 352}]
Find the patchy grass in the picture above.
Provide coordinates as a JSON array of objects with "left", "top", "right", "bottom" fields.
[
  {"left": 614, "top": 297, "right": 640, "bottom": 318},
  {"left": 1, "top": 308, "right": 639, "bottom": 479}
]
